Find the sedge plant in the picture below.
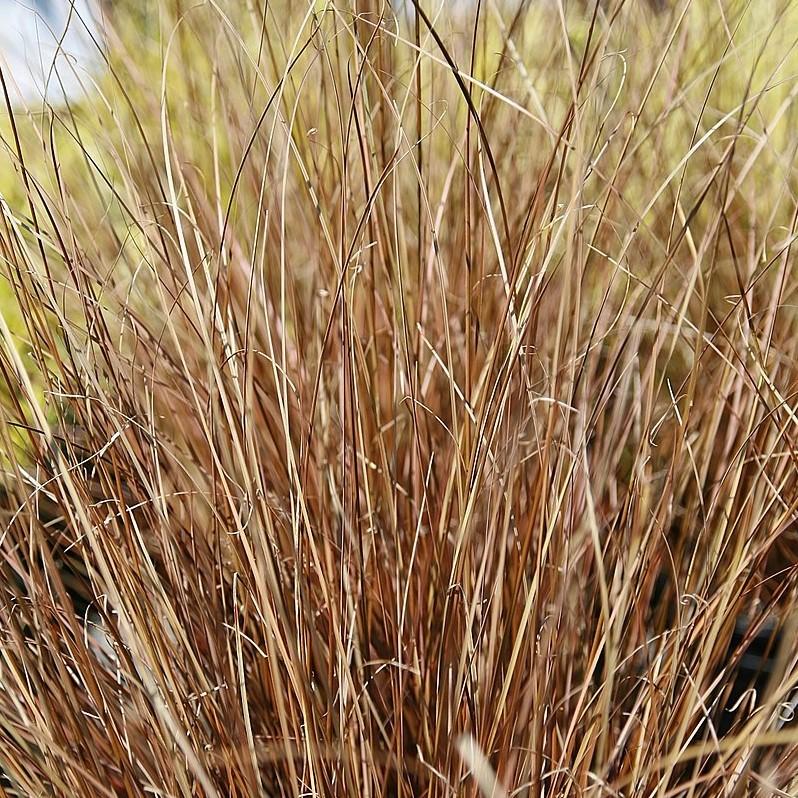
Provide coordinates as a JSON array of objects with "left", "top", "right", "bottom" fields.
[{"left": 1, "top": 0, "right": 798, "bottom": 795}]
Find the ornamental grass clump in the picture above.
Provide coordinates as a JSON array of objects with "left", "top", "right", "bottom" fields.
[{"left": 1, "top": 0, "right": 798, "bottom": 795}]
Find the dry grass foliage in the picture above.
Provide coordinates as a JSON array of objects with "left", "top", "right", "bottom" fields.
[{"left": 2, "top": 0, "right": 798, "bottom": 794}]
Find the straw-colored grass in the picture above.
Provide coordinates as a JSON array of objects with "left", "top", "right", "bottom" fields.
[{"left": 2, "top": 0, "right": 798, "bottom": 794}]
